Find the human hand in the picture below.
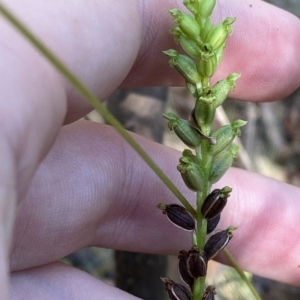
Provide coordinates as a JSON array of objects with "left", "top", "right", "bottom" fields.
[{"left": 0, "top": 0, "right": 299, "bottom": 299}]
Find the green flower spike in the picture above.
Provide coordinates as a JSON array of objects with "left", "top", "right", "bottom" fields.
[{"left": 160, "top": 0, "right": 261, "bottom": 299}]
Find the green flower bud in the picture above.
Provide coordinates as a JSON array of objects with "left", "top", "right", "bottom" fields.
[
  {"left": 215, "top": 44, "right": 225, "bottom": 68},
  {"left": 164, "top": 113, "right": 202, "bottom": 148},
  {"left": 196, "top": 17, "right": 213, "bottom": 41},
  {"left": 183, "top": 0, "right": 198, "bottom": 15},
  {"left": 170, "top": 28, "right": 201, "bottom": 58},
  {"left": 211, "top": 73, "right": 241, "bottom": 107},
  {"left": 198, "top": 0, "right": 216, "bottom": 18},
  {"left": 169, "top": 9, "right": 200, "bottom": 40},
  {"left": 163, "top": 50, "right": 202, "bottom": 84},
  {"left": 197, "top": 48, "right": 217, "bottom": 78},
  {"left": 206, "top": 17, "right": 236, "bottom": 50},
  {"left": 209, "top": 144, "right": 239, "bottom": 183},
  {"left": 182, "top": 149, "right": 201, "bottom": 164},
  {"left": 177, "top": 157, "right": 205, "bottom": 191},
  {"left": 194, "top": 90, "right": 216, "bottom": 129},
  {"left": 209, "top": 119, "right": 247, "bottom": 156},
  {"left": 186, "top": 82, "right": 202, "bottom": 99},
  {"left": 189, "top": 109, "right": 216, "bottom": 144}
]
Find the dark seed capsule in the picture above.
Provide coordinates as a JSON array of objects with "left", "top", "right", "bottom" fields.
[
  {"left": 202, "top": 285, "right": 217, "bottom": 300},
  {"left": 207, "top": 214, "right": 221, "bottom": 234},
  {"left": 178, "top": 250, "right": 194, "bottom": 287},
  {"left": 163, "top": 204, "right": 195, "bottom": 231},
  {"left": 204, "top": 226, "right": 237, "bottom": 259},
  {"left": 187, "top": 248, "right": 208, "bottom": 278},
  {"left": 201, "top": 187, "right": 231, "bottom": 220},
  {"left": 161, "top": 278, "right": 192, "bottom": 300}
]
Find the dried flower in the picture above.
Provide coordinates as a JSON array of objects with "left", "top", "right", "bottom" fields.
[
  {"left": 161, "top": 278, "right": 192, "bottom": 300},
  {"left": 202, "top": 285, "right": 217, "bottom": 300},
  {"left": 186, "top": 247, "right": 208, "bottom": 278},
  {"left": 207, "top": 214, "right": 221, "bottom": 234},
  {"left": 204, "top": 226, "right": 237, "bottom": 259},
  {"left": 201, "top": 187, "right": 231, "bottom": 219},
  {"left": 158, "top": 203, "right": 195, "bottom": 231},
  {"left": 178, "top": 250, "right": 194, "bottom": 287}
]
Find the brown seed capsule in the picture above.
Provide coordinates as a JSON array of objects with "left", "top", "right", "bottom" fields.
[
  {"left": 202, "top": 285, "right": 217, "bottom": 300},
  {"left": 161, "top": 278, "right": 192, "bottom": 300},
  {"left": 178, "top": 250, "right": 194, "bottom": 287},
  {"left": 207, "top": 214, "right": 220, "bottom": 234},
  {"left": 162, "top": 204, "right": 196, "bottom": 231},
  {"left": 201, "top": 187, "right": 231, "bottom": 220},
  {"left": 186, "top": 248, "right": 208, "bottom": 278},
  {"left": 204, "top": 226, "right": 237, "bottom": 259}
]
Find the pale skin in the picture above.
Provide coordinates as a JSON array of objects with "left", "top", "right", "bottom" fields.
[{"left": 0, "top": 0, "right": 299, "bottom": 299}]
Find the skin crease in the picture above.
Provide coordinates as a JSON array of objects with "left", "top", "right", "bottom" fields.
[{"left": 0, "top": 0, "right": 297, "bottom": 298}]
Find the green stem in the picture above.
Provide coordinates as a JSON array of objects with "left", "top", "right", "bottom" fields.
[
  {"left": 192, "top": 190, "right": 207, "bottom": 300},
  {"left": 193, "top": 143, "right": 211, "bottom": 300},
  {"left": 196, "top": 190, "right": 207, "bottom": 249},
  {"left": 223, "top": 249, "right": 262, "bottom": 300},
  {"left": 192, "top": 277, "right": 206, "bottom": 300},
  {"left": 0, "top": 2, "right": 197, "bottom": 218}
]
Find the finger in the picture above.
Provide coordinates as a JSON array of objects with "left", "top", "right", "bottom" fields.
[
  {"left": 11, "top": 262, "right": 140, "bottom": 300},
  {"left": 0, "top": 1, "right": 142, "bottom": 296},
  {"left": 11, "top": 121, "right": 300, "bottom": 285}
]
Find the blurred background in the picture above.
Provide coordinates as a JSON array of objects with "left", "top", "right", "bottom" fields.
[{"left": 62, "top": 1, "right": 300, "bottom": 299}]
